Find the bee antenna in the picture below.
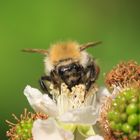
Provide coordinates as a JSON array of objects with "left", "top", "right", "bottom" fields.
[
  {"left": 80, "top": 41, "right": 102, "bottom": 51},
  {"left": 22, "top": 49, "right": 48, "bottom": 55}
]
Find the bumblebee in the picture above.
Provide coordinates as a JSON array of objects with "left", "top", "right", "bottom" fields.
[{"left": 23, "top": 41, "right": 101, "bottom": 96}]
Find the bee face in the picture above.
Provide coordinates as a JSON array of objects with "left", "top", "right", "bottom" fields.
[{"left": 57, "top": 61, "right": 84, "bottom": 88}]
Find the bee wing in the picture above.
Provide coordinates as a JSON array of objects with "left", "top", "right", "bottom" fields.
[
  {"left": 22, "top": 49, "right": 48, "bottom": 55},
  {"left": 80, "top": 41, "right": 102, "bottom": 51}
]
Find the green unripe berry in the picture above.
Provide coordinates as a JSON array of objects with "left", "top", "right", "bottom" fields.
[
  {"left": 14, "top": 119, "right": 33, "bottom": 140},
  {"left": 118, "top": 104, "right": 126, "bottom": 112},
  {"left": 22, "top": 133, "right": 28, "bottom": 139},
  {"left": 23, "top": 128, "right": 29, "bottom": 133},
  {"left": 116, "top": 95, "right": 126, "bottom": 104},
  {"left": 128, "top": 114, "right": 138, "bottom": 126},
  {"left": 122, "top": 123, "right": 133, "bottom": 133},
  {"left": 112, "top": 101, "right": 118, "bottom": 109},
  {"left": 121, "top": 113, "right": 127, "bottom": 122},
  {"left": 113, "top": 112, "right": 120, "bottom": 123},
  {"left": 16, "top": 128, "right": 22, "bottom": 135},
  {"left": 108, "top": 111, "right": 115, "bottom": 121},
  {"left": 123, "top": 90, "right": 134, "bottom": 101},
  {"left": 109, "top": 121, "right": 116, "bottom": 130},
  {"left": 116, "top": 123, "right": 122, "bottom": 131},
  {"left": 126, "top": 103, "right": 138, "bottom": 115},
  {"left": 26, "top": 123, "right": 33, "bottom": 129}
]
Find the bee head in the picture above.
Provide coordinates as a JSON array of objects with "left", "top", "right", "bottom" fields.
[
  {"left": 45, "top": 41, "right": 101, "bottom": 73},
  {"left": 22, "top": 41, "right": 101, "bottom": 74}
]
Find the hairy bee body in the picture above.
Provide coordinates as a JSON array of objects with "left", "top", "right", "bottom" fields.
[{"left": 23, "top": 41, "right": 101, "bottom": 96}]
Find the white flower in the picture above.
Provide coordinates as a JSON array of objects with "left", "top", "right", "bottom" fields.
[
  {"left": 24, "top": 84, "right": 110, "bottom": 139},
  {"left": 24, "top": 84, "right": 104, "bottom": 125}
]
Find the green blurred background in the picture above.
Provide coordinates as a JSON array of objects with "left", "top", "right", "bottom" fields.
[{"left": 0, "top": 0, "right": 140, "bottom": 139}]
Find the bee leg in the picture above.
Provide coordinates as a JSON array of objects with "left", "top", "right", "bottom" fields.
[
  {"left": 85, "top": 63, "right": 99, "bottom": 91},
  {"left": 39, "top": 76, "right": 53, "bottom": 99},
  {"left": 85, "top": 80, "right": 92, "bottom": 91},
  {"left": 50, "top": 70, "right": 62, "bottom": 94},
  {"left": 41, "top": 75, "right": 51, "bottom": 81}
]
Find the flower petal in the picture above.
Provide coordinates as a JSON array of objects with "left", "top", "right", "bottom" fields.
[
  {"left": 24, "top": 85, "right": 58, "bottom": 117},
  {"left": 59, "top": 106, "right": 99, "bottom": 125},
  {"left": 85, "top": 135, "right": 104, "bottom": 140},
  {"left": 96, "top": 87, "right": 111, "bottom": 103},
  {"left": 32, "top": 118, "right": 74, "bottom": 140}
]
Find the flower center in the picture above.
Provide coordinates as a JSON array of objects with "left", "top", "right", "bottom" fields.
[{"left": 49, "top": 83, "right": 97, "bottom": 115}]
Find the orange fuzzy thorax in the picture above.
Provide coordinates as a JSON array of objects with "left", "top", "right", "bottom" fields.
[{"left": 49, "top": 42, "right": 81, "bottom": 64}]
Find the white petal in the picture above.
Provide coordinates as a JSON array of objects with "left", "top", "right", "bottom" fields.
[
  {"left": 24, "top": 85, "right": 58, "bottom": 117},
  {"left": 96, "top": 87, "right": 111, "bottom": 102},
  {"left": 59, "top": 106, "right": 99, "bottom": 125},
  {"left": 32, "top": 118, "right": 74, "bottom": 140},
  {"left": 85, "top": 135, "right": 104, "bottom": 140}
]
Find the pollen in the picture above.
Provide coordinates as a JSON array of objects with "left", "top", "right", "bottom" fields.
[{"left": 49, "top": 42, "right": 81, "bottom": 64}]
